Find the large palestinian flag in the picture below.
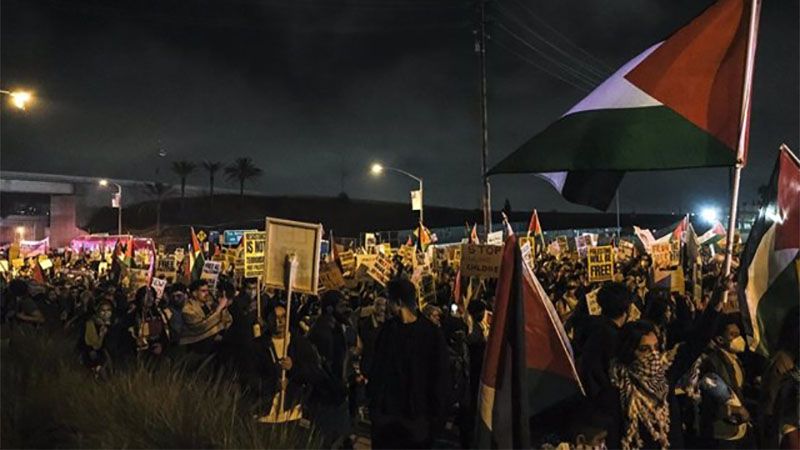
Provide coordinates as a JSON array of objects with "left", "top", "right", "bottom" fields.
[
  {"left": 738, "top": 147, "right": 800, "bottom": 356},
  {"left": 488, "top": 0, "right": 759, "bottom": 210},
  {"left": 476, "top": 235, "right": 583, "bottom": 448}
]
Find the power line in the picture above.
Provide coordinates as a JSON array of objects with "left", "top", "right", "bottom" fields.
[
  {"left": 504, "top": 0, "right": 614, "bottom": 72},
  {"left": 493, "top": 2, "right": 609, "bottom": 79},
  {"left": 492, "top": 39, "right": 593, "bottom": 92},
  {"left": 493, "top": 21, "right": 602, "bottom": 87}
]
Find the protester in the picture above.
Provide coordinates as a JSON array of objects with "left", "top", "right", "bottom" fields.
[
  {"left": 367, "top": 278, "right": 450, "bottom": 449},
  {"left": 179, "top": 279, "right": 232, "bottom": 354}
]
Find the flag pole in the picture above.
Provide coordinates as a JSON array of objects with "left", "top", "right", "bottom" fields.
[{"left": 723, "top": 0, "right": 761, "bottom": 301}]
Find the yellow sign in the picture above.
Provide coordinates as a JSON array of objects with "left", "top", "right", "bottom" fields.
[
  {"left": 587, "top": 246, "right": 614, "bottom": 282},
  {"left": 196, "top": 230, "right": 207, "bottom": 242},
  {"left": 243, "top": 231, "right": 266, "bottom": 279},
  {"left": 318, "top": 261, "right": 345, "bottom": 291},
  {"left": 651, "top": 243, "right": 672, "bottom": 269}
]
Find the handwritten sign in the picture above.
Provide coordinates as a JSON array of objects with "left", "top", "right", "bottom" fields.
[
  {"left": 587, "top": 246, "right": 614, "bottom": 282},
  {"left": 460, "top": 244, "right": 503, "bottom": 278},
  {"left": 487, "top": 230, "right": 504, "bottom": 246},
  {"left": 366, "top": 253, "right": 395, "bottom": 287},
  {"left": 201, "top": 261, "right": 222, "bottom": 288}
]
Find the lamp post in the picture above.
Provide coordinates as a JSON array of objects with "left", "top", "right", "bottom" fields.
[
  {"left": 99, "top": 179, "right": 123, "bottom": 235},
  {"left": 0, "top": 89, "right": 33, "bottom": 110},
  {"left": 371, "top": 163, "right": 424, "bottom": 225}
]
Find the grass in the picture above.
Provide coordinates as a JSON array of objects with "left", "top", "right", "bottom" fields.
[{"left": 1, "top": 327, "right": 322, "bottom": 449}]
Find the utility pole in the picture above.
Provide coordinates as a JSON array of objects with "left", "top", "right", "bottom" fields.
[{"left": 477, "top": 0, "right": 492, "bottom": 237}]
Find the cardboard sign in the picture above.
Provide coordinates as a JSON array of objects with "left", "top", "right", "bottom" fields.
[
  {"left": 460, "top": 244, "right": 503, "bottom": 278},
  {"left": 151, "top": 277, "right": 167, "bottom": 299},
  {"left": 651, "top": 243, "right": 672, "bottom": 269},
  {"left": 418, "top": 273, "right": 437, "bottom": 308},
  {"left": 201, "top": 261, "right": 222, "bottom": 288},
  {"left": 0, "top": 260, "right": 9, "bottom": 273},
  {"left": 378, "top": 243, "right": 392, "bottom": 256},
  {"left": 318, "top": 261, "right": 345, "bottom": 290},
  {"left": 364, "top": 233, "right": 377, "bottom": 252},
  {"left": 556, "top": 236, "right": 570, "bottom": 253},
  {"left": 519, "top": 237, "right": 536, "bottom": 265},
  {"left": 520, "top": 240, "right": 534, "bottom": 272},
  {"left": 356, "top": 254, "right": 378, "bottom": 270},
  {"left": 264, "top": 217, "right": 322, "bottom": 295},
  {"left": 11, "top": 258, "right": 24, "bottom": 269},
  {"left": 397, "top": 245, "right": 415, "bottom": 267},
  {"left": 243, "top": 231, "right": 266, "bottom": 279},
  {"left": 575, "top": 235, "right": 592, "bottom": 258},
  {"left": 487, "top": 230, "right": 504, "bottom": 246},
  {"left": 587, "top": 246, "right": 614, "bottom": 282},
  {"left": 338, "top": 250, "right": 356, "bottom": 273},
  {"left": 366, "top": 253, "right": 395, "bottom": 287},
  {"left": 38, "top": 258, "right": 53, "bottom": 270}
]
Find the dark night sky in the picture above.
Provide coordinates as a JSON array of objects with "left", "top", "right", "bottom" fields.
[{"left": 1, "top": 0, "right": 797, "bottom": 214}]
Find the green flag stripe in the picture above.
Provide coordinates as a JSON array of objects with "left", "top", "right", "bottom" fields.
[
  {"left": 754, "top": 258, "right": 800, "bottom": 355},
  {"left": 489, "top": 105, "right": 735, "bottom": 174}
]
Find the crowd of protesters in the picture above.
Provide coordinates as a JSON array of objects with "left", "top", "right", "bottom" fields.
[{"left": 1, "top": 238, "right": 797, "bottom": 450}]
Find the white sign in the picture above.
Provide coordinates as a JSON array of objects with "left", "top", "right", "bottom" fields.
[
  {"left": 410, "top": 190, "right": 422, "bottom": 211},
  {"left": 151, "top": 277, "right": 167, "bottom": 299},
  {"left": 201, "top": 261, "right": 222, "bottom": 288},
  {"left": 487, "top": 230, "right": 504, "bottom": 246}
]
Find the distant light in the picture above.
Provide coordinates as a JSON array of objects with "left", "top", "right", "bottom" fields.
[
  {"left": 9, "top": 91, "right": 32, "bottom": 110},
  {"left": 99, "top": 179, "right": 109, "bottom": 187},
  {"left": 370, "top": 163, "right": 384, "bottom": 175},
  {"left": 700, "top": 207, "right": 719, "bottom": 224},
  {"left": 15, "top": 226, "right": 25, "bottom": 234}
]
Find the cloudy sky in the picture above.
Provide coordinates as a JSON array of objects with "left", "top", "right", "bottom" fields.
[{"left": 2, "top": 0, "right": 797, "bottom": 214}]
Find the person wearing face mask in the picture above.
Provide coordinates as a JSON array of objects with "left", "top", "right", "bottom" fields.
[
  {"left": 602, "top": 277, "right": 727, "bottom": 450},
  {"left": 696, "top": 314, "right": 753, "bottom": 448}
]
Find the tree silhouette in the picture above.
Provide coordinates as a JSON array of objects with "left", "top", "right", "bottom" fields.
[
  {"left": 202, "top": 161, "right": 223, "bottom": 203},
  {"left": 143, "top": 182, "right": 174, "bottom": 237},
  {"left": 170, "top": 160, "right": 196, "bottom": 208},
  {"left": 225, "top": 157, "right": 262, "bottom": 199}
]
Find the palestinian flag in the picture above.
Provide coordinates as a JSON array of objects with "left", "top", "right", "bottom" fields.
[
  {"left": 413, "top": 223, "right": 435, "bottom": 251},
  {"left": 470, "top": 224, "right": 480, "bottom": 244},
  {"left": 476, "top": 235, "right": 583, "bottom": 448},
  {"left": 123, "top": 236, "right": 134, "bottom": 268},
  {"left": 488, "top": 0, "right": 760, "bottom": 210},
  {"left": 738, "top": 146, "right": 800, "bottom": 356},
  {"left": 190, "top": 227, "right": 205, "bottom": 281},
  {"left": 698, "top": 220, "right": 727, "bottom": 245},
  {"left": 527, "top": 209, "right": 543, "bottom": 237}
]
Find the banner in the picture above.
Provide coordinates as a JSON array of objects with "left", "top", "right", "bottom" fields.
[
  {"left": 19, "top": 238, "right": 49, "bottom": 258},
  {"left": 243, "top": 231, "right": 266, "bottom": 279},
  {"left": 460, "top": 244, "right": 504, "bottom": 278},
  {"left": 587, "top": 246, "right": 614, "bottom": 282}
]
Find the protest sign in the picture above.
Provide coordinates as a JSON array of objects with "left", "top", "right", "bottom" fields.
[
  {"left": 397, "top": 245, "right": 415, "bottom": 267},
  {"left": 11, "top": 258, "right": 24, "bottom": 270},
  {"left": 378, "top": 243, "right": 392, "bottom": 256},
  {"left": 264, "top": 217, "right": 322, "bottom": 295},
  {"left": 575, "top": 235, "right": 591, "bottom": 258},
  {"left": 556, "top": 236, "right": 570, "bottom": 253},
  {"left": 520, "top": 240, "right": 534, "bottom": 272},
  {"left": 318, "top": 261, "right": 345, "bottom": 291},
  {"left": 129, "top": 269, "right": 149, "bottom": 291},
  {"left": 243, "top": 231, "right": 266, "bottom": 279},
  {"left": 8, "top": 244, "right": 20, "bottom": 262},
  {"left": 38, "top": 258, "right": 53, "bottom": 271},
  {"left": 338, "top": 250, "right": 356, "bottom": 273},
  {"left": 670, "top": 240, "right": 682, "bottom": 267},
  {"left": 486, "top": 230, "right": 504, "bottom": 246},
  {"left": 460, "top": 244, "right": 503, "bottom": 278},
  {"left": 651, "top": 243, "right": 672, "bottom": 269},
  {"left": 201, "top": 261, "right": 222, "bottom": 288},
  {"left": 356, "top": 254, "right": 378, "bottom": 271},
  {"left": 586, "top": 289, "right": 602, "bottom": 316},
  {"left": 519, "top": 237, "right": 536, "bottom": 264},
  {"left": 587, "top": 246, "right": 614, "bottom": 282},
  {"left": 618, "top": 239, "right": 635, "bottom": 260},
  {"left": 0, "top": 260, "right": 8, "bottom": 273},
  {"left": 156, "top": 255, "right": 177, "bottom": 280},
  {"left": 366, "top": 253, "right": 395, "bottom": 287},
  {"left": 418, "top": 273, "right": 437, "bottom": 308},
  {"left": 174, "top": 248, "right": 185, "bottom": 262},
  {"left": 364, "top": 233, "right": 377, "bottom": 252},
  {"left": 548, "top": 241, "right": 561, "bottom": 258},
  {"left": 151, "top": 277, "right": 167, "bottom": 299}
]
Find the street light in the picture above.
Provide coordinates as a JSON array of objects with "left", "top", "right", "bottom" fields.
[
  {"left": 700, "top": 207, "right": 719, "bottom": 225},
  {"left": 15, "top": 226, "right": 25, "bottom": 241},
  {"left": 99, "top": 179, "right": 123, "bottom": 235},
  {"left": 0, "top": 90, "right": 33, "bottom": 110},
  {"left": 370, "top": 162, "right": 424, "bottom": 225}
]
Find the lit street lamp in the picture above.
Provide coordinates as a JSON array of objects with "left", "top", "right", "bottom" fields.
[
  {"left": 370, "top": 163, "right": 424, "bottom": 225},
  {"left": 99, "top": 179, "right": 123, "bottom": 235},
  {"left": 15, "top": 226, "right": 25, "bottom": 242},
  {"left": 0, "top": 89, "right": 34, "bottom": 110}
]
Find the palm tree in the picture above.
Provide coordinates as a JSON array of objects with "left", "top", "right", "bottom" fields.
[
  {"left": 170, "top": 160, "right": 196, "bottom": 208},
  {"left": 143, "top": 182, "right": 174, "bottom": 236},
  {"left": 202, "top": 160, "right": 223, "bottom": 203},
  {"left": 225, "top": 157, "right": 262, "bottom": 199}
]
